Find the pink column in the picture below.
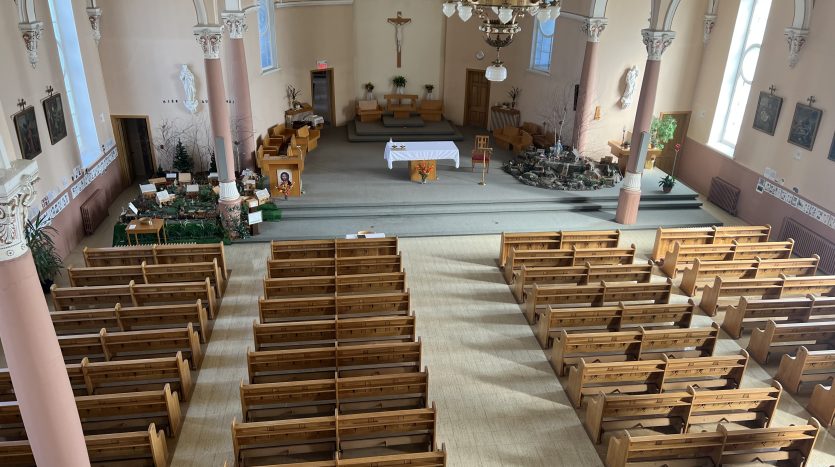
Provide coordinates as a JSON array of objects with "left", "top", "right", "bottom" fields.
[
  {"left": 196, "top": 27, "right": 242, "bottom": 231},
  {"left": 226, "top": 25, "right": 256, "bottom": 170},
  {"left": 0, "top": 162, "right": 90, "bottom": 466},
  {"left": 572, "top": 18, "right": 606, "bottom": 153},
  {"left": 615, "top": 30, "right": 674, "bottom": 225}
]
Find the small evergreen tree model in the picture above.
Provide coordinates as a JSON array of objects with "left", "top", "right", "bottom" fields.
[{"left": 172, "top": 139, "right": 193, "bottom": 173}]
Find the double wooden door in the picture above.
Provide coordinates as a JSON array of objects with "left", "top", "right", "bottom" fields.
[{"left": 464, "top": 69, "right": 491, "bottom": 128}]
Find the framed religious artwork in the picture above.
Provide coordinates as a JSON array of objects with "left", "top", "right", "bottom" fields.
[
  {"left": 42, "top": 92, "right": 67, "bottom": 145},
  {"left": 787, "top": 103, "right": 823, "bottom": 150},
  {"left": 12, "top": 106, "right": 42, "bottom": 160},
  {"left": 752, "top": 91, "right": 782, "bottom": 135},
  {"left": 828, "top": 132, "right": 835, "bottom": 162}
]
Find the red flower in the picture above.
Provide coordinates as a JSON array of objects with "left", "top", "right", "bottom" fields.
[{"left": 674, "top": 143, "right": 682, "bottom": 152}]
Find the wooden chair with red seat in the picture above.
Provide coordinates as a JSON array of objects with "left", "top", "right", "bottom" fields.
[{"left": 472, "top": 135, "right": 492, "bottom": 172}]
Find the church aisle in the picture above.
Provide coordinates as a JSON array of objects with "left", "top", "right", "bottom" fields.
[{"left": 399, "top": 235, "right": 601, "bottom": 466}]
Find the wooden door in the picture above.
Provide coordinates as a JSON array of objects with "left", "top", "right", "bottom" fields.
[
  {"left": 464, "top": 69, "right": 490, "bottom": 128},
  {"left": 656, "top": 111, "right": 691, "bottom": 176},
  {"left": 310, "top": 69, "right": 335, "bottom": 126}
]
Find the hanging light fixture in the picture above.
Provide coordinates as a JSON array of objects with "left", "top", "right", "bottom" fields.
[{"left": 442, "top": 1, "right": 562, "bottom": 82}]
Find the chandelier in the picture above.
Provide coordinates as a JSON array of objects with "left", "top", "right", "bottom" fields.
[{"left": 443, "top": 1, "right": 562, "bottom": 81}]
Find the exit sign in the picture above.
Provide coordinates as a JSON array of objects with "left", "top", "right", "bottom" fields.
[{"left": 316, "top": 60, "right": 328, "bottom": 70}]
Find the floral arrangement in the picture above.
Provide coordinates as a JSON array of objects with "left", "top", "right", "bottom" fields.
[
  {"left": 425, "top": 84, "right": 435, "bottom": 93},
  {"left": 286, "top": 85, "right": 302, "bottom": 108},
  {"left": 364, "top": 82, "right": 375, "bottom": 92},
  {"left": 393, "top": 76, "right": 407, "bottom": 88},
  {"left": 416, "top": 161, "right": 433, "bottom": 183},
  {"left": 508, "top": 86, "right": 522, "bottom": 107}
]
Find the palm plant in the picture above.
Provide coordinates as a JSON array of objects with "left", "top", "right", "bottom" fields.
[{"left": 25, "top": 213, "right": 63, "bottom": 290}]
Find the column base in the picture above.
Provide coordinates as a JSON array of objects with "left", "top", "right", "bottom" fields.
[
  {"left": 219, "top": 197, "right": 243, "bottom": 237},
  {"left": 615, "top": 188, "right": 641, "bottom": 225}
]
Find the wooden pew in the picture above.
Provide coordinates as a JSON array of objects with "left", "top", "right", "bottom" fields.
[
  {"left": 83, "top": 245, "right": 155, "bottom": 267},
  {"left": 551, "top": 323, "right": 719, "bottom": 376},
  {"left": 252, "top": 315, "right": 416, "bottom": 350},
  {"left": 722, "top": 295, "right": 835, "bottom": 339},
  {"left": 536, "top": 301, "right": 695, "bottom": 349},
  {"left": 240, "top": 371, "right": 429, "bottom": 422},
  {"left": 566, "top": 351, "right": 749, "bottom": 408},
  {"left": 701, "top": 275, "right": 835, "bottom": 317},
  {"left": 57, "top": 324, "right": 203, "bottom": 369},
  {"left": 153, "top": 242, "right": 229, "bottom": 280},
  {"left": 808, "top": 383, "right": 835, "bottom": 427},
  {"left": 775, "top": 346, "right": 835, "bottom": 394},
  {"left": 748, "top": 320, "right": 835, "bottom": 364},
  {"left": 50, "top": 301, "right": 210, "bottom": 343},
  {"left": 231, "top": 406, "right": 437, "bottom": 467},
  {"left": 271, "top": 240, "right": 336, "bottom": 260},
  {"left": 337, "top": 255, "right": 403, "bottom": 276},
  {"left": 660, "top": 239, "right": 793, "bottom": 278},
  {"left": 605, "top": 418, "right": 819, "bottom": 467},
  {"left": 512, "top": 261, "right": 653, "bottom": 303},
  {"left": 223, "top": 450, "right": 447, "bottom": 467},
  {"left": 0, "top": 423, "right": 170, "bottom": 467},
  {"left": 336, "top": 237, "right": 399, "bottom": 257},
  {"left": 68, "top": 260, "right": 225, "bottom": 298},
  {"left": 0, "top": 353, "right": 196, "bottom": 402},
  {"left": 132, "top": 279, "right": 218, "bottom": 319},
  {"left": 266, "top": 256, "right": 403, "bottom": 279},
  {"left": 247, "top": 341, "right": 422, "bottom": 384},
  {"left": 584, "top": 382, "right": 782, "bottom": 444},
  {"left": 651, "top": 225, "right": 771, "bottom": 261},
  {"left": 0, "top": 385, "right": 182, "bottom": 440},
  {"left": 499, "top": 229, "right": 621, "bottom": 268},
  {"left": 262, "top": 273, "right": 407, "bottom": 299},
  {"left": 680, "top": 256, "right": 819, "bottom": 296},
  {"left": 503, "top": 244, "right": 636, "bottom": 284},
  {"left": 524, "top": 279, "right": 673, "bottom": 325},
  {"left": 258, "top": 292, "right": 411, "bottom": 323},
  {"left": 51, "top": 283, "right": 133, "bottom": 311}
]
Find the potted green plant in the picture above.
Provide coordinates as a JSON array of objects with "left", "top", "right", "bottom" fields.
[
  {"left": 659, "top": 175, "right": 676, "bottom": 193},
  {"left": 650, "top": 115, "right": 677, "bottom": 150},
  {"left": 424, "top": 84, "right": 435, "bottom": 100},
  {"left": 25, "top": 213, "right": 63, "bottom": 293},
  {"left": 393, "top": 76, "right": 407, "bottom": 94},
  {"left": 364, "top": 82, "right": 375, "bottom": 100}
]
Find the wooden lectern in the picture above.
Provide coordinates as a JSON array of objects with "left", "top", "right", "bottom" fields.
[{"left": 260, "top": 157, "right": 303, "bottom": 198}]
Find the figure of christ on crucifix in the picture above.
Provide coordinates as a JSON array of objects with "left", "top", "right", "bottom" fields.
[{"left": 388, "top": 11, "right": 412, "bottom": 68}]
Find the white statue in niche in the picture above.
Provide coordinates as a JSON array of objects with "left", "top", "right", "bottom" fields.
[
  {"left": 180, "top": 64, "right": 199, "bottom": 114},
  {"left": 620, "top": 66, "right": 639, "bottom": 109}
]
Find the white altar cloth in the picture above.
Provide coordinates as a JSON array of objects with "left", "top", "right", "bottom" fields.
[{"left": 384, "top": 141, "right": 460, "bottom": 169}]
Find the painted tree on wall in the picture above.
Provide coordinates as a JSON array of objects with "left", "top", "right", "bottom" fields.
[{"left": 173, "top": 139, "right": 193, "bottom": 173}]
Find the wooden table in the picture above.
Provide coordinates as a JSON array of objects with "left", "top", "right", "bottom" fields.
[
  {"left": 126, "top": 219, "right": 167, "bottom": 245},
  {"left": 608, "top": 140, "right": 662, "bottom": 174}
]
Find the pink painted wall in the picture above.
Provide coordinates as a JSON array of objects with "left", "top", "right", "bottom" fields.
[{"left": 677, "top": 0, "right": 835, "bottom": 242}]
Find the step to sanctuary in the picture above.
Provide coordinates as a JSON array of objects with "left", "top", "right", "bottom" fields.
[
  {"left": 347, "top": 120, "right": 464, "bottom": 142},
  {"left": 382, "top": 116, "right": 426, "bottom": 127}
]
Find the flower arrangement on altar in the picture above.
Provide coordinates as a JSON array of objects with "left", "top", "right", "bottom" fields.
[{"left": 416, "top": 162, "right": 433, "bottom": 184}]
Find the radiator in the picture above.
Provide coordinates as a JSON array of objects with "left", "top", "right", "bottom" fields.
[
  {"left": 780, "top": 217, "right": 835, "bottom": 274},
  {"left": 708, "top": 177, "right": 740, "bottom": 216},
  {"left": 80, "top": 189, "right": 109, "bottom": 235}
]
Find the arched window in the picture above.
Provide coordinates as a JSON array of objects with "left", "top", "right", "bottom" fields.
[
  {"left": 529, "top": 18, "right": 556, "bottom": 74},
  {"left": 258, "top": 0, "right": 279, "bottom": 72},
  {"left": 710, "top": 0, "right": 772, "bottom": 156}
]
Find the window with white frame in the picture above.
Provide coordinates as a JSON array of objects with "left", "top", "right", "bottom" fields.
[
  {"left": 47, "top": 0, "right": 101, "bottom": 167},
  {"left": 530, "top": 18, "right": 556, "bottom": 73},
  {"left": 258, "top": 0, "right": 278, "bottom": 72},
  {"left": 709, "top": 0, "right": 772, "bottom": 156}
]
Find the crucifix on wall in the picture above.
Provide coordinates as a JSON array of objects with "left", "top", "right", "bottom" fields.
[{"left": 388, "top": 11, "right": 412, "bottom": 68}]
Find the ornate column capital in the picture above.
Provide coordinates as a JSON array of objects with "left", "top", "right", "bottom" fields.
[
  {"left": 0, "top": 160, "right": 39, "bottom": 261},
  {"left": 221, "top": 11, "right": 247, "bottom": 39},
  {"left": 18, "top": 22, "right": 44, "bottom": 68},
  {"left": 703, "top": 14, "right": 717, "bottom": 44},
  {"left": 194, "top": 26, "right": 224, "bottom": 59},
  {"left": 580, "top": 17, "right": 607, "bottom": 43},
  {"left": 641, "top": 29, "right": 676, "bottom": 61},
  {"left": 785, "top": 27, "right": 808, "bottom": 68},
  {"left": 86, "top": 8, "right": 102, "bottom": 46}
]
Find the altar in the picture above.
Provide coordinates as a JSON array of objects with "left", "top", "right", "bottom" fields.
[{"left": 384, "top": 141, "right": 460, "bottom": 169}]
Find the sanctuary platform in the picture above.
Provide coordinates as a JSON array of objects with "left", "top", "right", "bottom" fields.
[
  {"left": 244, "top": 127, "right": 721, "bottom": 241},
  {"left": 347, "top": 118, "right": 464, "bottom": 142}
]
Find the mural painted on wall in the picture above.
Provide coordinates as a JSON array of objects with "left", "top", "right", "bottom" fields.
[
  {"left": 787, "top": 103, "right": 822, "bottom": 151},
  {"left": 12, "top": 106, "right": 42, "bottom": 160},
  {"left": 42, "top": 93, "right": 68, "bottom": 145},
  {"left": 752, "top": 91, "right": 782, "bottom": 136}
]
